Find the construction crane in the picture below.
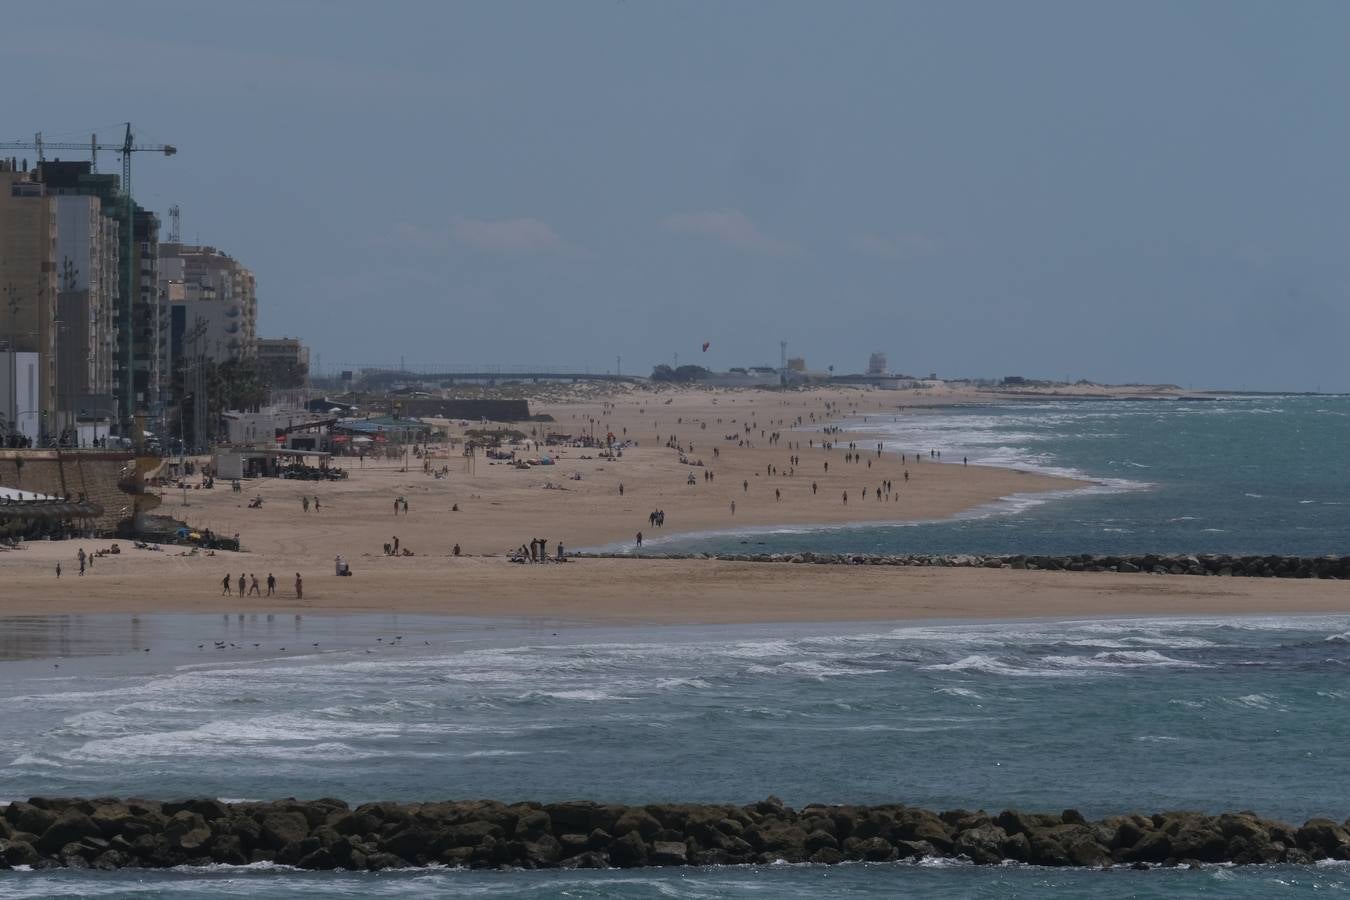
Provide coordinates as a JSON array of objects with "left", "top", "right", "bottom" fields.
[{"left": 0, "top": 124, "right": 177, "bottom": 439}]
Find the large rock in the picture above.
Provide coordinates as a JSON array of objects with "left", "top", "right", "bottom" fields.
[
  {"left": 1298, "top": 818, "right": 1350, "bottom": 859},
  {"left": 5, "top": 803, "right": 57, "bottom": 837},
  {"left": 0, "top": 838, "right": 40, "bottom": 868},
  {"left": 608, "top": 831, "right": 649, "bottom": 867},
  {"left": 650, "top": 840, "right": 688, "bottom": 865},
  {"left": 954, "top": 823, "right": 1009, "bottom": 865},
  {"left": 164, "top": 811, "right": 212, "bottom": 851},
  {"left": 612, "top": 809, "right": 662, "bottom": 841},
  {"left": 36, "top": 812, "right": 101, "bottom": 855},
  {"left": 259, "top": 812, "right": 311, "bottom": 850}
]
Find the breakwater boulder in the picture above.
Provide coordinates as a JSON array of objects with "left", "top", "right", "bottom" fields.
[
  {"left": 2, "top": 798, "right": 1348, "bottom": 870},
  {"left": 577, "top": 551, "right": 1350, "bottom": 579}
]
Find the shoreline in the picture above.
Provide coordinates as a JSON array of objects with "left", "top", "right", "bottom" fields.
[{"left": 1, "top": 557, "right": 1346, "bottom": 622}]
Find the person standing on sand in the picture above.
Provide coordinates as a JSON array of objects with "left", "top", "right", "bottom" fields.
[
  {"left": 393, "top": 536, "right": 400, "bottom": 555},
  {"left": 303, "top": 496, "right": 309, "bottom": 513},
  {"left": 295, "top": 573, "right": 303, "bottom": 599},
  {"left": 730, "top": 500, "right": 736, "bottom": 515},
  {"left": 619, "top": 483, "right": 624, "bottom": 496},
  {"left": 78, "top": 548, "right": 86, "bottom": 576},
  {"left": 266, "top": 573, "right": 276, "bottom": 596},
  {"left": 314, "top": 496, "right": 321, "bottom": 511},
  {"left": 238, "top": 573, "right": 246, "bottom": 597},
  {"left": 636, "top": 531, "right": 643, "bottom": 548},
  {"left": 222, "top": 573, "right": 231, "bottom": 595},
  {"left": 843, "top": 491, "right": 848, "bottom": 505},
  {"left": 394, "top": 498, "right": 399, "bottom": 515},
  {"left": 56, "top": 562, "right": 61, "bottom": 578},
  {"left": 249, "top": 574, "right": 261, "bottom": 596}
]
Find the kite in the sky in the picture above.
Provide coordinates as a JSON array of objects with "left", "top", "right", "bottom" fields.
[{"left": 702, "top": 341, "right": 711, "bottom": 352}]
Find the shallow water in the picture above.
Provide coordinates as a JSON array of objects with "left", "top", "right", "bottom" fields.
[{"left": 5, "top": 860, "right": 1350, "bottom": 899}]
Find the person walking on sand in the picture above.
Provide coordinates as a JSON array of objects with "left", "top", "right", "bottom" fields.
[
  {"left": 266, "top": 573, "right": 276, "bottom": 596},
  {"left": 222, "top": 573, "right": 231, "bottom": 595},
  {"left": 295, "top": 573, "right": 303, "bottom": 600},
  {"left": 249, "top": 574, "right": 261, "bottom": 596},
  {"left": 314, "top": 496, "right": 321, "bottom": 511}
]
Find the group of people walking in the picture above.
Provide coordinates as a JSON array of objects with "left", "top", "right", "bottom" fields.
[{"left": 221, "top": 572, "right": 295, "bottom": 597}]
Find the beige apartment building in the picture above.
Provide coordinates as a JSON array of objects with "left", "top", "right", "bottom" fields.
[
  {"left": 160, "top": 243, "right": 257, "bottom": 366},
  {"left": 0, "top": 163, "right": 59, "bottom": 434}
]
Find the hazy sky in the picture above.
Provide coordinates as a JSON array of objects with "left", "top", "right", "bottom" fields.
[{"left": 9, "top": 1, "right": 1350, "bottom": 390}]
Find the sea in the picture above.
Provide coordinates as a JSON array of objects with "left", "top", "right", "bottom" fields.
[{"left": 2, "top": 395, "right": 1349, "bottom": 898}]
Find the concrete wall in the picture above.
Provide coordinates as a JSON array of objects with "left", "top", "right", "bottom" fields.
[{"left": 0, "top": 449, "right": 137, "bottom": 533}]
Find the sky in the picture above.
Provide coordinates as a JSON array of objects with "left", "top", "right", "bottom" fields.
[{"left": 7, "top": 1, "right": 1350, "bottom": 391}]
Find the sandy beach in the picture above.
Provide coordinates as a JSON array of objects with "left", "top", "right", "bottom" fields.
[{"left": 2, "top": 386, "right": 1343, "bottom": 622}]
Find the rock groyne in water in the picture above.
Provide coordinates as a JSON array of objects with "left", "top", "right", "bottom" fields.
[
  {"left": 579, "top": 551, "right": 1350, "bottom": 578},
  {"left": 3, "top": 797, "right": 1350, "bottom": 870}
]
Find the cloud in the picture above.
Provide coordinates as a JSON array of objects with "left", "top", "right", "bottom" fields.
[
  {"left": 389, "top": 217, "right": 569, "bottom": 255},
  {"left": 851, "top": 232, "right": 940, "bottom": 261},
  {"left": 663, "top": 209, "right": 791, "bottom": 255},
  {"left": 449, "top": 217, "right": 566, "bottom": 254}
]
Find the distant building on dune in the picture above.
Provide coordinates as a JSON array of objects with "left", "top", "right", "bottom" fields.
[{"left": 867, "top": 352, "right": 888, "bottom": 376}]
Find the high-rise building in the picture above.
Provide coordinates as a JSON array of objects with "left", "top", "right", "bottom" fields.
[
  {"left": 0, "top": 163, "right": 59, "bottom": 437},
  {"left": 132, "top": 207, "right": 163, "bottom": 425},
  {"left": 32, "top": 160, "right": 170, "bottom": 434},
  {"left": 160, "top": 243, "right": 257, "bottom": 368},
  {"left": 867, "top": 352, "right": 888, "bottom": 376},
  {"left": 53, "top": 193, "right": 119, "bottom": 437}
]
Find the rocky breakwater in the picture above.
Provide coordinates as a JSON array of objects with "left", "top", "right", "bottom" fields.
[
  {"left": 582, "top": 551, "right": 1350, "bottom": 579},
  {"left": 3, "top": 798, "right": 1350, "bottom": 871}
]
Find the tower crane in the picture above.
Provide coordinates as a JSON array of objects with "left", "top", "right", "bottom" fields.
[{"left": 0, "top": 124, "right": 177, "bottom": 437}]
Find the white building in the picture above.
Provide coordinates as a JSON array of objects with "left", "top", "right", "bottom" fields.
[{"left": 0, "top": 351, "right": 41, "bottom": 445}]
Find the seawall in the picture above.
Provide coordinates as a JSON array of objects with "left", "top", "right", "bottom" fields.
[
  {"left": 2, "top": 797, "right": 1348, "bottom": 871},
  {"left": 0, "top": 450, "right": 137, "bottom": 534},
  {"left": 576, "top": 551, "right": 1350, "bottom": 579}
]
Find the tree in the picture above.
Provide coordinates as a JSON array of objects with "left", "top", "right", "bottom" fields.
[{"left": 651, "top": 364, "right": 710, "bottom": 383}]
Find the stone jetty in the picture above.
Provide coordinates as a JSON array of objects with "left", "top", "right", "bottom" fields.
[
  {"left": 3, "top": 797, "right": 1349, "bottom": 870},
  {"left": 579, "top": 551, "right": 1350, "bottom": 579}
]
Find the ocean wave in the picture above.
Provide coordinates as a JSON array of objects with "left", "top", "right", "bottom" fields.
[
  {"left": 1040, "top": 650, "right": 1209, "bottom": 670},
  {"left": 922, "top": 655, "right": 1084, "bottom": 678}
]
